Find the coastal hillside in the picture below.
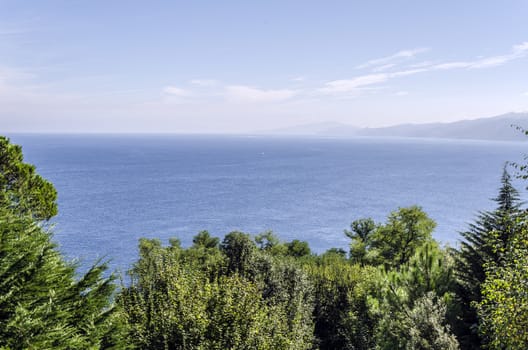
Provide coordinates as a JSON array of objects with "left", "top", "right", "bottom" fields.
[{"left": 267, "top": 112, "right": 528, "bottom": 141}]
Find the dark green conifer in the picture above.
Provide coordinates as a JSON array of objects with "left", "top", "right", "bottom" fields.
[
  {"left": 0, "top": 136, "right": 58, "bottom": 221},
  {"left": 453, "top": 166, "right": 522, "bottom": 349},
  {"left": 0, "top": 212, "right": 122, "bottom": 349},
  {"left": 0, "top": 136, "right": 123, "bottom": 348}
]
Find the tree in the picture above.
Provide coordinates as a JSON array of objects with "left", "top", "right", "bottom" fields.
[
  {"left": 302, "top": 254, "right": 377, "bottom": 350},
  {"left": 121, "top": 237, "right": 314, "bottom": 349},
  {"left": 345, "top": 218, "right": 377, "bottom": 265},
  {"left": 285, "top": 239, "right": 311, "bottom": 257},
  {"left": 453, "top": 167, "right": 522, "bottom": 349},
  {"left": 0, "top": 136, "right": 58, "bottom": 220},
  {"left": 346, "top": 206, "right": 436, "bottom": 269},
  {"left": 0, "top": 136, "right": 122, "bottom": 348},
  {"left": 0, "top": 211, "right": 122, "bottom": 349},
  {"left": 205, "top": 275, "right": 305, "bottom": 350},
  {"left": 368, "top": 243, "right": 458, "bottom": 350},
  {"left": 220, "top": 231, "right": 256, "bottom": 276},
  {"left": 185, "top": 232, "right": 226, "bottom": 278},
  {"left": 382, "top": 292, "right": 459, "bottom": 350},
  {"left": 251, "top": 253, "right": 315, "bottom": 349},
  {"left": 120, "top": 238, "right": 212, "bottom": 349},
  {"left": 477, "top": 220, "right": 528, "bottom": 349},
  {"left": 192, "top": 230, "right": 220, "bottom": 249},
  {"left": 322, "top": 247, "right": 347, "bottom": 259},
  {"left": 254, "top": 231, "right": 287, "bottom": 255},
  {"left": 374, "top": 206, "right": 436, "bottom": 268}
]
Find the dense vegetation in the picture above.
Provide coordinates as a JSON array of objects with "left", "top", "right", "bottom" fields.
[
  {"left": 0, "top": 136, "right": 123, "bottom": 349},
  {"left": 1, "top": 135, "right": 527, "bottom": 349}
]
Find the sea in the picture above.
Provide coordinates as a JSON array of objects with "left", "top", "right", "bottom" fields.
[{"left": 6, "top": 134, "right": 528, "bottom": 273}]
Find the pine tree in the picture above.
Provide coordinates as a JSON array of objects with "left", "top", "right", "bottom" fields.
[
  {"left": 0, "top": 136, "right": 124, "bottom": 348},
  {"left": 453, "top": 166, "right": 522, "bottom": 349},
  {"left": 0, "top": 211, "right": 122, "bottom": 349},
  {"left": 369, "top": 242, "right": 459, "bottom": 350},
  {"left": 0, "top": 136, "right": 58, "bottom": 221}
]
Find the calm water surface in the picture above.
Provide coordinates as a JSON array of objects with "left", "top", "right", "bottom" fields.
[{"left": 8, "top": 134, "right": 527, "bottom": 272}]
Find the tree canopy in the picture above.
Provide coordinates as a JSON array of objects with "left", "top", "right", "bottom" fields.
[
  {"left": 0, "top": 136, "right": 58, "bottom": 220},
  {"left": 0, "top": 137, "right": 122, "bottom": 349},
  {"left": 0, "top": 211, "right": 122, "bottom": 349},
  {"left": 453, "top": 167, "right": 522, "bottom": 349},
  {"left": 346, "top": 206, "right": 436, "bottom": 268}
]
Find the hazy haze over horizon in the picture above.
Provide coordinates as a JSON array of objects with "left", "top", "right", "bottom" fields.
[{"left": 1, "top": 1, "right": 528, "bottom": 133}]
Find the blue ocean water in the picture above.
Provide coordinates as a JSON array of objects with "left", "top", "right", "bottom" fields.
[{"left": 7, "top": 134, "right": 527, "bottom": 272}]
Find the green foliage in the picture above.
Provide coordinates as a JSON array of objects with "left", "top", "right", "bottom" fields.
[
  {"left": 0, "top": 198, "right": 457, "bottom": 350},
  {"left": 120, "top": 235, "right": 315, "bottom": 349},
  {"left": 368, "top": 243, "right": 458, "bottom": 349},
  {"left": 254, "top": 231, "right": 287, "bottom": 256},
  {"left": 0, "top": 212, "right": 121, "bottom": 349},
  {"left": 285, "top": 239, "right": 311, "bottom": 257},
  {"left": 406, "top": 292, "right": 459, "bottom": 350},
  {"left": 372, "top": 206, "right": 436, "bottom": 268},
  {"left": 346, "top": 206, "right": 436, "bottom": 268},
  {"left": 455, "top": 168, "right": 521, "bottom": 300},
  {"left": 205, "top": 275, "right": 295, "bottom": 350},
  {"left": 373, "top": 292, "right": 459, "bottom": 350},
  {"left": 477, "top": 220, "right": 528, "bottom": 349},
  {"left": 252, "top": 254, "right": 315, "bottom": 349},
  {"left": 121, "top": 228, "right": 462, "bottom": 350},
  {"left": 10, "top": 133, "right": 528, "bottom": 349},
  {"left": 0, "top": 137, "right": 122, "bottom": 348},
  {"left": 453, "top": 167, "right": 522, "bottom": 349},
  {"left": 9, "top": 134, "right": 526, "bottom": 349},
  {"left": 302, "top": 254, "right": 377, "bottom": 349},
  {"left": 192, "top": 230, "right": 220, "bottom": 249},
  {"left": 345, "top": 218, "right": 377, "bottom": 265},
  {"left": 322, "top": 247, "right": 347, "bottom": 258},
  {"left": 120, "top": 239, "right": 213, "bottom": 348},
  {"left": 221, "top": 231, "right": 256, "bottom": 276},
  {"left": 0, "top": 136, "right": 58, "bottom": 220},
  {"left": 400, "top": 242, "right": 455, "bottom": 301}
]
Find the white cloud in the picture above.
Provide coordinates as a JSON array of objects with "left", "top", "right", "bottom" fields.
[
  {"left": 523, "top": 91, "right": 528, "bottom": 96},
  {"left": 319, "top": 74, "right": 388, "bottom": 93},
  {"left": 163, "top": 86, "right": 190, "bottom": 97},
  {"left": 390, "top": 68, "right": 429, "bottom": 77},
  {"left": 514, "top": 42, "right": 528, "bottom": 53},
  {"left": 432, "top": 41, "right": 528, "bottom": 70},
  {"left": 356, "top": 48, "right": 429, "bottom": 70},
  {"left": 318, "top": 69, "right": 426, "bottom": 95},
  {"left": 409, "top": 61, "right": 435, "bottom": 68},
  {"left": 433, "top": 56, "right": 511, "bottom": 70},
  {"left": 371, "top": 63, "right": 397, "bottom": 72},
  {"left": 190, "top": 79, "right": 218, "bottom": 87},
  {"left": 225, "top": 85, "right": 297, "bottom": 103},
  {"left": 394, "top": 91, "right": 409, "bottom": 96},
  {"left": 433, "top": 62, "right": 470, "bottom": 70},
  {"left": 321, "top": 41, "right": 528, "bottom": 96}
]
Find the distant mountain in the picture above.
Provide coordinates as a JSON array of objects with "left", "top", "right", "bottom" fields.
[{"left": 264, "top": 113, "right": 528, "bottom": 141}]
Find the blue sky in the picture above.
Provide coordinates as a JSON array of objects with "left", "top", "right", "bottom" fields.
[{"left": 1, "top": 1, "right": 528, "bottom": 133}]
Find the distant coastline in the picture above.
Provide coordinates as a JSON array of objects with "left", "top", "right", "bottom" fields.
[{"left": 259, "top": 112, "right": 528, "bottom": 141}]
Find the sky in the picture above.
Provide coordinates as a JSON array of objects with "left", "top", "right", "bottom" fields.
[{"left": 1, "top": 0, "right": 528, "bottom": 133}]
